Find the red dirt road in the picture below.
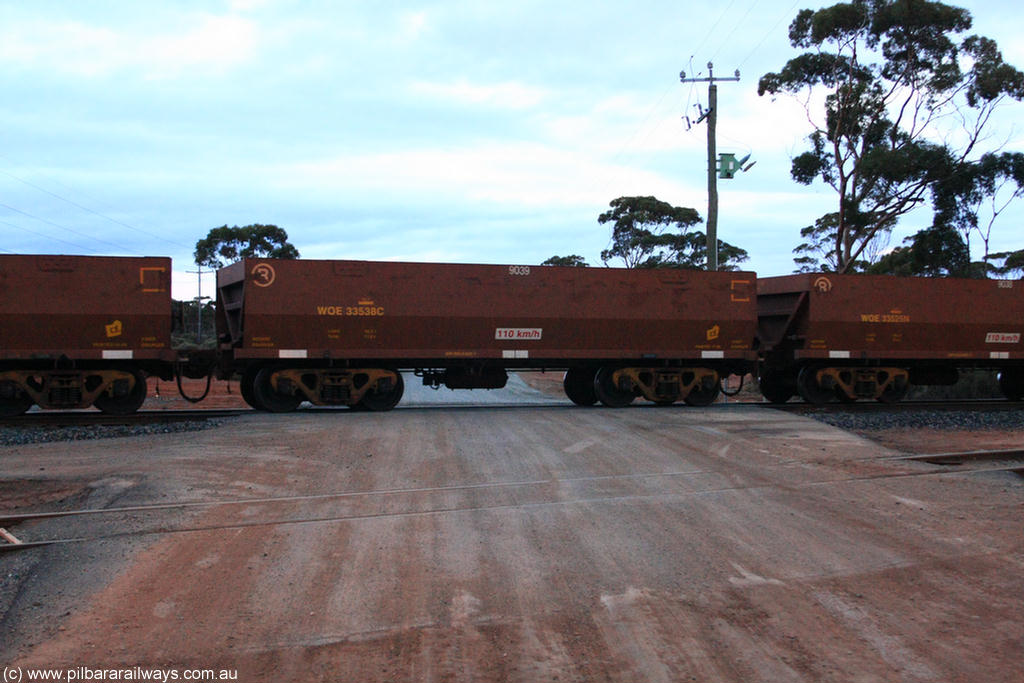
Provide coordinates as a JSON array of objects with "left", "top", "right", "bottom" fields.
[{"left": 2, "top": 405, "right": 1022, "bottom": 682}]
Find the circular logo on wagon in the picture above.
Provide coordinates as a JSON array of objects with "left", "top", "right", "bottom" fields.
[
  {"left": 813, "top": 276, "right": 833, "bottom": 293},
  {"left": 252, "top": 262, "right": 276, "bottom": 287}
]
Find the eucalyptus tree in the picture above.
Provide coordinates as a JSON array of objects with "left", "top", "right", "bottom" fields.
[
  {"left": 598, "top": 195, "right": 748, "bottom": 270},
  {"left": 194, "top": 224, "right": 300, "bottom": 269},
  {"left": 759, "top": 0, "right": 1024, "bottom": 273},
  {"left": 541, "top": 254, "right": 589, "bottom": 267}
]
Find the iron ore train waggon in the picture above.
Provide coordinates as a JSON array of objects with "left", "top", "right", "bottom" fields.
[
  {"left": 757, "top": 273, "right": 1024, "bottom": 403},
  {"left": 216, "top": 258, "right": 757, "bottom": 411},
  {"left": 0, "top": 253, "right": 1021, "bottom": 416},
  {"left": 0, "top": 255, "right": 179, "bottom": 416}
]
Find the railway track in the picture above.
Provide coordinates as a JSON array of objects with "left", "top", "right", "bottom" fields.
[
  {"left": 898, "top": 447, "right": 1024, "bottom": 470},
  {"left": 761, "top": 398, "right": 1024, "bottom": 414},
  {"left": 3, "top": 447, "right": 1021, "bottom": 554},
  {"left": 0, "top": 398, "right": 1019, "bottom": 423},
  {"left": 0, "top": 409, "right": 246, "bottom": 429}
]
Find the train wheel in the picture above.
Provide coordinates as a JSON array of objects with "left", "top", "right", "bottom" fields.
[
  {"left": 998, "top": 369, "right": 1024, "bottom": 401},
  {"left": 240, "top": 366, "right": 265, "bottom": 410},
  {"left": 563, "top": 367, "right": 598, "bottom": 406},
  {"left": 359, "top": 371, "right": 404, "bottom": 412},
  {"left": 796, "top": 367, "right": 834, "bottom": 405},
  {"left": 876, "top": 377, "right": 909, "bottom": 404},
  {"left": 758, "top": 370, "right": 795, "bottom": 404},
  {"left": 253, "top": 367, "right": 302, "bottom": 413},
  {"left": 835, "top": 388, "right": 857, "bottom": 403},
  {"left": 0, "top": 380, "right": 33, "bottom": 417},
  {"left": 684, "top": 379, "right": 720, "bottom": 406},
  {"left": 94, "top": 370, "right": 148, "bottom": 415},
  {"left": 593, "top": 367, "right": 634, "bottom": 408}
]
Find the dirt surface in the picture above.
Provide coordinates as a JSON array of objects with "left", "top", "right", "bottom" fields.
[
  {"left": 2, "top": 397, "right": 1022, "bottom": 682},
  {"left": 146, "top": 377, "right": 247, "bottom": 410},
  {"left": 861, "top": 427, "right": 1024, "bottom": 455}
]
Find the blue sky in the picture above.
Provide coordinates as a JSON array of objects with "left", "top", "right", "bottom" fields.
[{"left": 2, "top": 0, "right": 1023, "bottom": 299}]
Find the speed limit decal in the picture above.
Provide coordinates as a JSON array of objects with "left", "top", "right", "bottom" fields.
[{"left": 495, "top": 328, "right": 542, "bottom": 340}]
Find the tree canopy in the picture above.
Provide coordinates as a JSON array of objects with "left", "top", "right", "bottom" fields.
[
  {"left": 759, "top": 0, "right": 1024, "bottom": 274},
  {"left": 597, "top": 196, "right": 748, "bottom": 270},
  {"left": 194, "top": 224, "right": 300, "bottom": 269},
  {"left": 933, "top": 151, "right": 1024, "bottom": 272},
  {"left": 867, "top": 224, "right": 970, "bottom": 276},
  {"left": 541, "top": 254, "right": 589, "bottom": 267}
]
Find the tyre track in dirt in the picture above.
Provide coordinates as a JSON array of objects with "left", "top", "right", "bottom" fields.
[{"left": 3, "top": 405, "right": 1022, "bottom": 682}]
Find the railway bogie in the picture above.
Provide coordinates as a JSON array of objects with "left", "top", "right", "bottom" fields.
[
  {"left": 594, "top": 366, "right": 722, "bottom": 406},
  {"left": 0, "top": 366, "right": 148, "bottom": 415},
  {"left": 562, "top": 367, "right": 598, "bottom": 406},
  {"left": 757, "top": 368, "right": 797, "bottom": 404},
  {"left": 794, "top": 365, "right": 910, "bottom": 405},
  {"left": 242, "top": 365, "right": 404, "bottom": 411},
  {"left": 999, "top": 368, "right": 1024, "bottom": 401}
]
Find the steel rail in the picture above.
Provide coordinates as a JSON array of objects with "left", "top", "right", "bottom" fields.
[{"left": 3, "top": 449, "right": 1021, "bottom": 554}]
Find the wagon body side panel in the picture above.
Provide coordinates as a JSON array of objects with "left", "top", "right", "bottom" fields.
[{"left": 223, "top": 259, "right": 758, "bottom": 366}]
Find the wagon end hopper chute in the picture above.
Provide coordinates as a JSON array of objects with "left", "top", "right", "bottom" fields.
[
  {"left": 756, "top": 273, "right": 1024, "bottom": 404},
  {"left": 217, "top": 258, "right": 759, "bottom": 411},
  {"left": 0, "top": 254, "right": 174, "bottom": 416}
]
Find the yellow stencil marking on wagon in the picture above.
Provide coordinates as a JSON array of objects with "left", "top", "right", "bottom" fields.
[
  {"left": 251, "top": 262, "right": 276, "bottom": 287},
  {"left": 139, "top": 266, "right": 167, "bottom": 293},
  {"left": 860, "top": 310, "right": 911, "bottom": 323},
  {"left": 317, "top": 304, "right": 385, "bottom": 316},
  {"left": 729, "top": 280, "right": 751, "bottom": 302},
  {"left": 105, "top": 320, "right": 123, "bottom": 338},
  {"left": 706, "top": 325, "right": 720, "bottom": 341}
]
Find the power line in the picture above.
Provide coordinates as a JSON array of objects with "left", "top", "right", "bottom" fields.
[
  {"left": 606, "top": 83, "right": 678, "bottom": 167},
  {"left": 0, "top": 152, "right": 194, "bottom": 251},
  {"left": 683, "top": 57, "right": 705, "bottom": 123},
  {"left": 690, "top": 0, "right": 741, "bottom": 62},
  {"left": 0, "top": 202, "right": 142, "bottom": 255},
  {"left": 736, "top": 0, "right": 803, "bottom": 71},
  {"left": 710, "top": 0, "right": 762, "bottom": 64},
  {"left": 0, "top": 166, "right": 191, "bottom": 250},
  {"left": 591, "top": 81, "right": 685, "bottom": 230},
  {"left": 0, "top": 218, "right": 102, "bottom": 254}
]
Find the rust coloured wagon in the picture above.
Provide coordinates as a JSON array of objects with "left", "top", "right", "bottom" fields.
[
  {"left": 0, "top": 254, "right": 173, "bottom": 415},
  {"left": 757, "top": 273, "right": 1024, "bottom": 403},
  {"left": 216, "top": 259, "right": 758, "bottom": 410}
]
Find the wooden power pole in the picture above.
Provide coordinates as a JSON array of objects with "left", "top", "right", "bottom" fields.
[{"left": 680, "top": 62, "right": 740, "bottom": 271}]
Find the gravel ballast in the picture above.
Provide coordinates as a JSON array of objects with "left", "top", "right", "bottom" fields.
[
  {"left": 0, "top": 420, "right": 225, "bottom": 447},
  {"left": 808, "top": 408, "right": 1024, "bottom": 433}
]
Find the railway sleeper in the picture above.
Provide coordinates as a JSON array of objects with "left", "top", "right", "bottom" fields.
[
  {"left": 609, "top": 367, "right": 720, "bottom": 406},
  {"left": 264, "top": 367, "right": 402, "bottom": 409},
  {"left": 0, "top": 369, "right": 145, "bottom": 414},
  {"left": 811, "top": 366, "right": 910, "bottom": 403}
]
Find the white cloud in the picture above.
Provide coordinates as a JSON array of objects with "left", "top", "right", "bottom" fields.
[
  {"left": 397, "top": 10, "right": 430, "bottom": 40},
  {"left": 0, "top": 13, "right": 260, "bottom": 79},
  {"left": 410, "top": 79, "right": 548, "bottom": 110},
  {"left": 229, "top": 0, "right": 276, "bottom": 10},
  {"left": 146, "top": 15, "right": 259, "bottom": 77},
  {"left": 274, "top": 140, "right": 692, "bottom": 210}
]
